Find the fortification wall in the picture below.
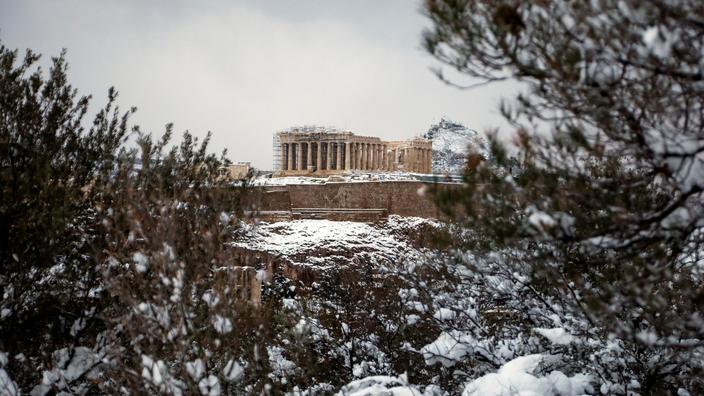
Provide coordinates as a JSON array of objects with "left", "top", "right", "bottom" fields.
[{"left": 249, "top": 181, "right": 460, "bottom": 219}]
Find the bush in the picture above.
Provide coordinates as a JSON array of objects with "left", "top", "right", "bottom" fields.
[
  {"left": 419, "top": 1, "right": 704, "bottom": 394},
  {"left": 0, "top": 43, "right": 273, "bottom": 394}
]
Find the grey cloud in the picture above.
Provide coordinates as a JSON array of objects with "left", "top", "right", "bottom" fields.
[{"left": 0, "top": 0, "right": 517, "bottom": 168}]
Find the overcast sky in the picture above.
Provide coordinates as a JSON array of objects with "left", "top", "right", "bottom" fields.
[{"left": 0, "top": 0, "right": 517, "bottom": 168}]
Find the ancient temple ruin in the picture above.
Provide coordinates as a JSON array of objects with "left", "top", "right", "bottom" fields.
[{"left": 273, "top": 126, "right": 432, "bottom": 176}]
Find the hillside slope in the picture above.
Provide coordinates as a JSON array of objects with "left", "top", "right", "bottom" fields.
[
  {"left": 423, "top": 118, "right": 489, "bottom": 174},
  {"left": 234, "top": 215, "right": 439, "bottom": 270}
]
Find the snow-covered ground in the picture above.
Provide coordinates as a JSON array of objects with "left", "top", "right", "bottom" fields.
[{"left": 233, "top": 215, "right": 438, "bottom": 268}]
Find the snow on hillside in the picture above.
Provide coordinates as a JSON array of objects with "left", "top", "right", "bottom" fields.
[
  {"left": 234, "top": 215, "right": 438, "bottom": 268},
  {"left": 423, "top": 118, "right": 489, "bottom": 175}
]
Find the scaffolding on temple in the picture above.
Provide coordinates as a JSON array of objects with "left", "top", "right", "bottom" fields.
[{"left": 272, "top": 133, "right": 282, "bottom": 172}]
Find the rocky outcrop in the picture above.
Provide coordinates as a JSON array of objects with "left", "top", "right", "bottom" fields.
[{"left": 423, "top": 118, "right": 489, "bottom": 175}]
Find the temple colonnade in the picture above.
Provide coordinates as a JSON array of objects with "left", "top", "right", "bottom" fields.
[{"left": 275, "top": 129, "right": 432, "bottom": 176}]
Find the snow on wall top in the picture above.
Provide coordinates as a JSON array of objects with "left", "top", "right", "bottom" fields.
[{"left": 251, "top": 171, "right": 462, "bottom": 186}]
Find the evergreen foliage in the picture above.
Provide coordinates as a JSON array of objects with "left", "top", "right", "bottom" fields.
[
  {"left": 422, "top": 0, "right": 704, "bottom": 393},
  {"left": 0, "top": 43, "right": 263, "bottom": 394}
]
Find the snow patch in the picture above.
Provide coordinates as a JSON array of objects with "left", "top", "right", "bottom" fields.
[
  {"left": 212, "top": 315, "right": 233, "bottom": 334},
  {"left": 421, "top": 331, "right": 475, "bottom": 367},
  {"left": 337, "top": 374, "right": 431, "bottom": 396},
  {"left": 534, "top": 328, "right": 574, "bottom": 345},
  {"left": 462, "top": 354, "right": 592, "bottom": 396},
  {"left": 132, "top": 252, "right": 149, "bottom": 273}
]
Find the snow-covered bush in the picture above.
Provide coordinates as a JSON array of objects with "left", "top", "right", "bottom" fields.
[
  {"left": 461, "top": 354, "right": 591, "bottom": 396},
  {"left": 0, "top": 42, "right": 275, "bottom": 394},
  {"left": 418, "top": 0, "right": 704, "bottom": 394}
]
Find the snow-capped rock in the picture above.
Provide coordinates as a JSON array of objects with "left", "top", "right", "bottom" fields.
[
  {"left": 423, "top": 118, "right": 489, "bottom": 175},
  {"left": 232, "top": 215, "right": 439, "bottom": 269}
]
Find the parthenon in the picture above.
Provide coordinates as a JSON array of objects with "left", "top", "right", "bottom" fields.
[{"left": 274, "top": 126, "right": 432, "bottom": 176}]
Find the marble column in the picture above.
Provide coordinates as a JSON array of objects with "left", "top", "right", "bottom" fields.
[
  {"left": 377, "top": 145, "right": 382, "bottom": 170},
  {"left": 332, "top": 143, "right": 338, "bottom": 170},
  {"left": 369, "top": 144, "right": 374, "bottom": 170},
  {"left": 296, "top": 143, "right": 303, "bottom": 171},
  {"left": 326, "top": 142, "right": 333, "bottom": 170},
  {"left": 421, "top": 149, "right": 426, "bottom": 173},
  {"left": 336, "top": 143, "right": 341, "bottom": 169},
  {"left": 413, "top": 148, "right": 418, "bottom": 172},
  {"left": 360, "top": 143, "right": 365, "bottom": 170},
  {"left": 306, "top": 143, "right": 312, "bottom": 171},
  {"left": 329, "top": 143, "right": 335, "bottom": 170},
  {"left": 388, "top": 148, "right": 392, "bottom": 171},
  {"left": 358, "top": 143, "right": 364, "bottom": 170},
  {"left": 383, "top": 147, "right": 388, "bottom": 171},
  {"left": 373, "top": 144, "right": 378, "bottom": 170},
  {"left": 281, "top": 143, "right": 287, "bottom": 170},
  {"left": 365, "top": 143, "right": 370, "bottom": 170},
  {"left": 287, "top": 143, "right": 293, "bottom": 171},
  {"left": 344, "top": 142, "right": 351, "bottom": 170},
  {"left": 291, "top": 143, "right": 296, "bottom": 170},
  {"left": 352, "top": 143, "right": 357, "bottom": 169},
  {"left": 319, "top": 142, "right": 324, "bottom": 170},
  {"left": 337, "top": 142, "right": 344, "bottom": 170},
  {"left": 422, "top": 149, "right": 426, "bottom": 173},
  {"left": 315, "top": 142, "right": 321, "bottom": 171},
  {"left": 356, "top": 143, "right": 361, "bottom": 170},
  {"left": 360, "top": 143, "right": 366, "bottom": 170},
  {"left": 426, "top": 149, "right": 432, "bottom": 173},
  {"left": 405, "top": 148, "right": 410, "bottom": 172},
  {"left": 418, "top": 148, "right": 423, "bottom": 173},
  {"left": 367, "top": 143, "right": 372, "bottom": 170}
]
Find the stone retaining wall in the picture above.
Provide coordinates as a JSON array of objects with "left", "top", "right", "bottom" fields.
[{"left": 248, "top": 181, "right": 461, "bottom": 219}]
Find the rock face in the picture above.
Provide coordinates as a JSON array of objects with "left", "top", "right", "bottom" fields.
[
  {"left": 423, "top": 118, "right": 489, "bottom": 175},
  {"left": 232, "top": 215, "right": 439, "bottom": 270}
]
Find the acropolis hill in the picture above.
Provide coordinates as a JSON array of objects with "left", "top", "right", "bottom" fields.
[{"left": 273, "top": 126, "right": 432, "bottom": 176}]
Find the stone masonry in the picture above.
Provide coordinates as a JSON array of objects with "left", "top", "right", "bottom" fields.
[{"left": 274, "top": 126, "right": 432, "bottom": 176}]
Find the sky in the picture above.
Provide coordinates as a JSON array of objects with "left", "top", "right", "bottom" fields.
[{"left": 0, "top": 0, "right": 518, "bottom": 169}]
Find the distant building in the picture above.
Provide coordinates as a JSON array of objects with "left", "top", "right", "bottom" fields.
[
  {"left": 222, "top": 162, "right": 251, "bottom": 179},
  {"left": 273, "top": 126, "right": 432, "bottom": 176}
]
